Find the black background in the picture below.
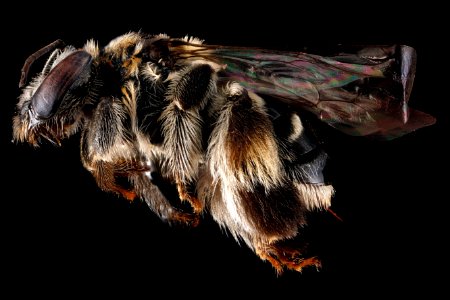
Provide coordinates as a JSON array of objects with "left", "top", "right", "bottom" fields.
[{"left": 2, "top": 3, "right": 447, "bottom": 297}]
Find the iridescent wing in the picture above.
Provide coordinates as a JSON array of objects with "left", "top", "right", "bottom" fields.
[{"left": 167, "top": 40, "right": 435, "bottom": 139}]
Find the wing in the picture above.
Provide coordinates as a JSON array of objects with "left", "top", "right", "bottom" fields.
[{"left": 166, "top": 40, "right": 435, "bottom": 139}]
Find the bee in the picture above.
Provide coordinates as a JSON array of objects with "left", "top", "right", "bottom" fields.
[{"left": 13, "top": 32, "right": 435, "bottom": 274}]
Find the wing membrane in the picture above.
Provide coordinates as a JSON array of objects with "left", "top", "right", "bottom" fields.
[{"left": 168, "top": 41, "right": 435, "bottom": 139}]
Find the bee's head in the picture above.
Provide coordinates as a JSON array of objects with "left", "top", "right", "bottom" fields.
[{"left": 13, "top": 43, "right": 95, "bottom": 146}]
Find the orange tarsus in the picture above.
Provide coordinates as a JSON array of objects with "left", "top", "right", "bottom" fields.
[
  {"left": 120, "top": 189, "right": 137, "bottom": 201},
  {"left": 256, "top": 244, "right": 321, "bottom": 274},
  {"left": 173, "top": 211, "right": 200, "bottom": 227},
  {"left": 294, "top": 257, "right": 322, "bottom": 272},
  {"left": 175, "top": 177, "right": 203, "bottom": 213}
]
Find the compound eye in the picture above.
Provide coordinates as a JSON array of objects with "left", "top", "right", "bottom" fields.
[{"left": 31, "top": 50, "right": 92, "bottom": 119}]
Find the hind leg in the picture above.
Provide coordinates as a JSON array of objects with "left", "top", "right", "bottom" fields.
[
  {"left": 255, "top": 241, "right": 321, "bottom": 274},
  {"left": 160, "top": 64, "right": 216, "bottom": 213}
]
